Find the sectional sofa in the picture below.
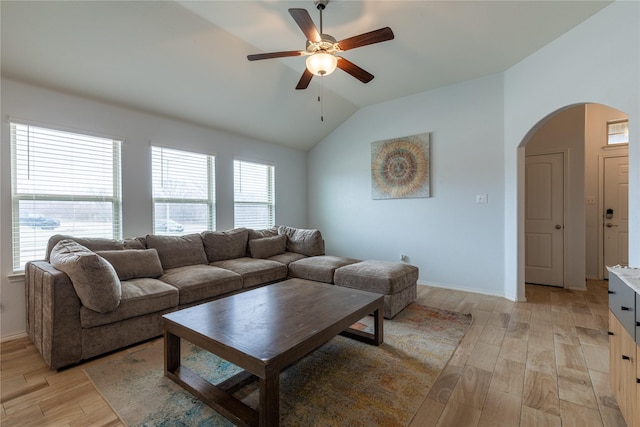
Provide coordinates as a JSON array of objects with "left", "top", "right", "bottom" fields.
[{"left": 25, "top": 226, "right": 418, "bottom": 369}]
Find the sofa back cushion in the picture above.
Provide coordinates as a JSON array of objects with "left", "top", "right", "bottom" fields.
[
  {"left": 45, "top": 234, "right": 144, "bottom": 261},
  {"left": 145, "top": 233, "right": 207, "bottom": 270},
  {"left": 248, "top": 234, "right": 287, "bottom": 259},
  {"left": 278, "top": 226, "right": 325, "bottom": 256},
  {"left": 201, "top": 228, "right": 249, "bottom": 262},
  {"left": 50, "top": 239, "right": 121, "bottom": 313},
  {"left": 96, "top": 249, "right": 164, "bottom": 281}
]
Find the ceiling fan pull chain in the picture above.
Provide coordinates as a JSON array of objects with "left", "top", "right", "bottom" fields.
[{"left": 319, "top": 77, "right": 324, "bottom": 122}]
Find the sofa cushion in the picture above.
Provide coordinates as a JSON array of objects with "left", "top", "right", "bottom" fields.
[
  {"left": 211, "top": 257, "right": 287, "bottom": 289},
  {"left": 248, "top": 227, "right": 279, "bottom": 241},
  {"left": 278, "top": 226, "right": 324, "bottom": 256},
  {"left": 50, "top": 240, "right": 121, "bottom": 313},
  {"left": 96, "top": 249, "right": 163, "bottom": 281},
  {"left": 249, "top": 235, "right": 287, "bottom": 259},
  {"left": 267, "top": 251, "right": 308, "bottom": 265},
  {"left": 160, "top": 264, "right": 243, "bottom": 304},
  {"left": 288, "top": 255, "right": 361, "bottom": 283},
  {"left": 80, "top": 278, "right": 179, "bottom": 328},
  {"left": 334, "top": 260, "right": 419, "bottom": 294},
  {"left": 45, "top": 234, "right": 144, "bottom": 261},
  {"left": 145, "top": 233, "right": 207, "bottom": 270},
  {"left": 201, "top": 228, "right": 249, "bottom": 262}
]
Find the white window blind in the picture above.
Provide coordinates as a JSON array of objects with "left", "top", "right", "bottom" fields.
[
  {"left": 234, "top": 159, "right": 275, "bottom": 229},
  {"left": 152, "top": 146, "right": 215, "bottom": 234},
  {"left": 11, "top": 122, "right": 122, "bottom": 271}
]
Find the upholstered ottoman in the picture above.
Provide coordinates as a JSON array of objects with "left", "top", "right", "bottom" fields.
[
  {"left": 334, "top": 260, "right": 418, "bottom": 319},
  {"left": 288, "top": 255, "right": 361, "bottom": 283}
]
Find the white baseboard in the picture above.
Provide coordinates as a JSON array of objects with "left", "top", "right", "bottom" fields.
[
  {"left": 417, "top": 280, "right": 516, "bottom": 300},
  {"left": 1, "top": 331, "right": 28, "bottom": 343}
]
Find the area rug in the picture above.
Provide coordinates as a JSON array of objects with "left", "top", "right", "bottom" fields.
[{"left": 83, "top": 304, "right": 472, "bottom": 426}]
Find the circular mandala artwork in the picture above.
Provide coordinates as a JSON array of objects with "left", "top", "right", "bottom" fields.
[{"left": 371, "top": 135, "right": 429, "bottom": 199}]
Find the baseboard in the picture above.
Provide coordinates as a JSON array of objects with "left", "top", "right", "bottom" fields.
[
  {"left": 1, "top": 331, "right": 28, "bottom": 343},
  {"left": 417, "top": 280, "right": 509, "bottom": 299}
]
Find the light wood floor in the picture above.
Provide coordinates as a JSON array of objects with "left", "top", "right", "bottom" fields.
[{"left": 1, "top": 280, "right": 625, "bottom": 426}]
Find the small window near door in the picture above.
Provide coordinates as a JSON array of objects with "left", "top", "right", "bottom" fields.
[{"left": 607, "top": 120, "right": 629, "bottom": 145}]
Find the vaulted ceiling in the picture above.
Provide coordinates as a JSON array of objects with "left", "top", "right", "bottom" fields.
[{"left": 1, "top": 1, "right": 611, "bottom": 150}]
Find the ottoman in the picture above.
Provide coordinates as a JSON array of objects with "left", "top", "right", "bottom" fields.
[
  {"left": 334, "top": 260, "right": 418, "bottom": 318},
  {"left": 288, "top": 255, "right": 361, "bottom": 283}
]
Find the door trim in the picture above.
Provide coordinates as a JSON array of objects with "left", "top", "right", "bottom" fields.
[{"left": 524, "top": 150, "right": 568, "bottom": 287}]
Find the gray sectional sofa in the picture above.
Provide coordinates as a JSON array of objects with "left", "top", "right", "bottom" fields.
[{"left": 25, "top": 226, "right": 418, "bottom": 370}]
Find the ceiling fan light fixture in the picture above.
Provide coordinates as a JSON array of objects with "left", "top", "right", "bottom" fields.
[{"left": 306, "top": 52, "right": 337, "bottom": 76}]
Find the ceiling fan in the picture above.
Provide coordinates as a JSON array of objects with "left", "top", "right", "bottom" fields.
[{"left": 247, "top": 0, "right": 394, "bottom": 90}]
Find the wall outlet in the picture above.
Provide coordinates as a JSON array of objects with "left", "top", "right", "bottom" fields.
[{"left": 476, "top": 194, "right": 488, "bottom": 204}]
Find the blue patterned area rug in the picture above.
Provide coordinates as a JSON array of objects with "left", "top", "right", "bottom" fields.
[{"left": 83, "top": 304, "right": 471, "bottom": 426}]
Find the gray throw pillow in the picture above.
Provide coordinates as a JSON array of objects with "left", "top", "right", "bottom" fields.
[
  {"left": 278, "top": 226, "right": 325, "bottom": 256},
  {"left": 96, "top": 249, "right": 163, "bottom": 281},
  {"left": 201, "top": 228, "right": 249, "bottom": 262},
  {"left": 45, "top": 234, "right": 144, "bottom": 261},
  {"left": 145, "top": 233, "right": 208, "bottom": 270},
  {"left": 50, "top": 239, "right": 121, "bottom": 313},
  {"left": 249, "top": 235, "right": 287, "bottom": 259}
]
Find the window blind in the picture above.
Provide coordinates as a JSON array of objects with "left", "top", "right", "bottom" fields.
[
  {"left": 11, "top": 122, "right": 122, "bottom": 271},
  {"left": 151, "top": 146, "right": 215, "bottom": 234},
  {"left": 233, "top": 159, "right": 275, "bottom": 229}
]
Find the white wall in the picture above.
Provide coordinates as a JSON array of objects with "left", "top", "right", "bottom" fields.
[
  {"left": 0, "top": 78, "right": 308, "bottom": 339},
  {"left": 504, "top": 0, "right": 640, "bottom": 300},
  {"left": 308, "top": 74, "right": 506, "bottom": 296}
]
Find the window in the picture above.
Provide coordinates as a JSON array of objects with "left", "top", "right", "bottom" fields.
[
  {"left": 607, "top": 120, "right": 629, "bottom": 145},
  {"left": 11, "top": 122, "right": 122, "bottom": 271},
  {"left": 234, "top": 160, "right": 275, "bottom": 229},
  {"left": 152, "top": 146, "right": 215, "bottom": 235}
]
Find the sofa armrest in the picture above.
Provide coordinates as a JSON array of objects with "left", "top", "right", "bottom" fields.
[{"left": 25, "top": 261, "right": 82, "bottom": 369}]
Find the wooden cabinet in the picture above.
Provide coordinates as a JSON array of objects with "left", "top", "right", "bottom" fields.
[
  {"left": 609, "top": 311, "right": 637, "bottom": 426},
  {"left": 608, "top": 268, "right": 640, "bottom": 427}
]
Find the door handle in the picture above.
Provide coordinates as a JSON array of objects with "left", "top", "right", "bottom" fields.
[
  {"left": 606, "top": 223, "right": 619, "bottom": 228},
  {"left": 555, "top": 224, "right": 562, "bottom": 229}
]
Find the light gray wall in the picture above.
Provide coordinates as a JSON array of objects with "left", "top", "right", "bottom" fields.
[
  {"left": 504, "top": 0, "right": 640, "bottom": 300},
  {"left": 308, "top": 74, "right": 506, "bottom": 296},
  {"left": 0, "top": 78, "right": 308, "bottom": 339}
]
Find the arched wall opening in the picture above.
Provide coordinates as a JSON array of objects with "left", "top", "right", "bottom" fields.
[{"left": 517, "top": 102, "right": 629, "bottom": 294}]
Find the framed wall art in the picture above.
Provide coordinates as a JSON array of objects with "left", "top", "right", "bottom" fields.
[{"left": 371, "top": 132, "right": 430, "bottom": 199}]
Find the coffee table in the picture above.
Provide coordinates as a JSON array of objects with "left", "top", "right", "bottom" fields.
[{"left": 162, "top": 278, "right": 384, "bottom": 427}]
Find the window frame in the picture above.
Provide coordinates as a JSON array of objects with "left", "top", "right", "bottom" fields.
[
  {"left": 10, "top": 121, "right": 122, "bottom": 272},
  {"left": 233, "top": 159, "right": 275, "bottom": 229},
  {"left": 151, "top": 145, "right": 216, "bottom": 234}
]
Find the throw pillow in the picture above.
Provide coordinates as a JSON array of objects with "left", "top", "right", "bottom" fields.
[
  {"left": 278, "top": 226, "right": 325, "bottom": 256},
  {"left": 201, "top": 228, "right": 249, "bottom": 262},
  {"left": 45, "top": 234, "right": 145, "bottom": 261},
  {"left": 96, "top": 249, "right": 163, "bottom": 281},
  {"left": 145, "top": 233, "right": 208, "bottom": 270},
  {"left": 49, "top": 239, "right": 121, "bottom": 313},
  {"left": 248, "top": 235, "right": 287, "bottom": 259}
]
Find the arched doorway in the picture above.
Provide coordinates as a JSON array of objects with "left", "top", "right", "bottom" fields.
[{"left": 520, "top": 103, "right": 628, "bottom": 290}]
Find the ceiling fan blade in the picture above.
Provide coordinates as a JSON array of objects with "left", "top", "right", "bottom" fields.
[
  {"left": 336, "top": 57, "right": 374, "bottom": 83},
  {"left": 337, "top": 27, "right": 395, "bottom": 51},
  {"left": 289, "top": 8, "right": 321, "bottom": 43},
  {"left": 296, "top": 68, "right": 314, "bottom": 90},
  {"left": 247, "top": 51, "right": 305, "bottom": 61}
]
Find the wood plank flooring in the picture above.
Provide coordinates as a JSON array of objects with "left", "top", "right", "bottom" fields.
[{"left": 1, "top": 280, "right": 625, "bottom": 426}]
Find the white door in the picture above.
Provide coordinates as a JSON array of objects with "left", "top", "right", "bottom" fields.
[
  {"left": 603, "top": 156, "right": 629, "bottom": 277},
  {"left": 525, "top": 153, "right": 564, "bottom": 287}
]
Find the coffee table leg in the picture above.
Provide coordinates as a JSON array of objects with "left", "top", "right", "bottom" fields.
[
  {"left": 164, "top": 331, "right": 180, "bottom": 374},
  {"left": 374, "top": 306, "right": 384, "bottom": 346},
  {"left": 259, "top": 372, "right": 279, "bottom": 427}
]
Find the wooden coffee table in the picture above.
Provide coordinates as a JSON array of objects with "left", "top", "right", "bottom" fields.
[{"left": 162, "top": 278, "right": 384, "bottom": 427}]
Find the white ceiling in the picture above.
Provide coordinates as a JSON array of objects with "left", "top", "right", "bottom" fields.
[{"left": 1, "top": 1, "right": 611, "bottom": 151}]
